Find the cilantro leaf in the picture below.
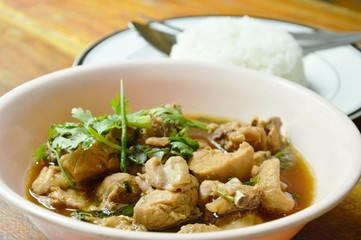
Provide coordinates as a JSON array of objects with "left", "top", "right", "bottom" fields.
[
  {"left": 71, "top": 203, "right": 135, "bottom": 222},
  {"left": 32, "top": 144, "right": 47, "bottom": 162},
  {"left": 149, "top": 105, "right": 208, "bottom": 131},
  {"left": 71, "top": 108, "right": 93, "bottom": 124}
]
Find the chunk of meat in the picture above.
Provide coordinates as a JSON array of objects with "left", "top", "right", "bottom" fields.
[
  {"left": 263, "top": 117, "right": 285, "bottom": 153},
  {"left": 145, "top": 137, "right": 169, "bottom": 147},
  {"left": 92, "top": 215, "right": 147, "bottom": 231},
  {"left": 189, "top": 142, "right": 254, "bottom": 182},
  {"left": 205, "top": 196, "right": 236, "bottom": 214},
  {"left": 198, "top": 180, "right": 222, "bottom": 204},
  {"left": 211, "top": 122, "right": 245, "bottom": 152},
  {"left": 233, "top": 185, "right": 261, "bottom": 210},
  {"left": 211, "top": 122, "right": 268, "bottom": 152},
  {"left": 199, "top": 178, "right": 261, "bottom": 215},
  {"left": 31, "top": 166, "right": 69, "bottom": 195},
  {"left": 133, "top": 189, "right": 200, "bottom": 230},
  {"left": 139, "top": 156, "right": 198, "bottom": 192},
  {"left": 178, "top": 223, "right": 222, "bottom": 233},
  {"left": 253, "top": 151, "right": 272, "bottom": 166},
  {"left": 139, "top": 104, "right": 185, "bottom": 140},
  {"left": 60, "top": 139, "right": 119, "bottom": 183},
  {"left": 96, "top": 173, "right": 141, "bottom": 207},
  {"left": 48, "top": 187, "right": 95, "bottom": 211},
  {"left": 134, "top": 174, "right": 154, "bottom": 194},
  {"left": 215, "top": 210, "right": 264, "bottom": 230},
  {"left": 255, "top": 158, "right": 295, "bottom": 212},
  {"left": 238, "top": 126, "right": 267, "bottom": 151}
]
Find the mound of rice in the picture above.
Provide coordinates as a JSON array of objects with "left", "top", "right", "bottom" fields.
[{"left": 170, "top": 16, "right": 307, "bottom": 86}]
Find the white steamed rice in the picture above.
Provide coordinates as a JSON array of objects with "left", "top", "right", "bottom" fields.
[{"left": 170, "top": 16, "right": 307, "bottom": 86}]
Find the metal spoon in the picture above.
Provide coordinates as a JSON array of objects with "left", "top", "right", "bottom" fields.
[{"left": 129, "top": 21, "right": 361, "bottom": 55}]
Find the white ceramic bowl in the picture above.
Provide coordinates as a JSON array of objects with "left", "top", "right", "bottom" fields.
[{"left": 0, "top": 60, "right": 360, "bottom": 240}]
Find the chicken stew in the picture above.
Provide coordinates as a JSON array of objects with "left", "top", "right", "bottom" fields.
[{"left": 26, "top": 84, "right": 314, "bottom": 233}]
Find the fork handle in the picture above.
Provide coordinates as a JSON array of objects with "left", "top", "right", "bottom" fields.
[{"left": 299, "top": 33, "right": 361, "bottom": 54}]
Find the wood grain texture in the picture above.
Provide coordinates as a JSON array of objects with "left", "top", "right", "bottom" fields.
[{"left": 0, "top": 0, "right": 360, "bottom": 239}]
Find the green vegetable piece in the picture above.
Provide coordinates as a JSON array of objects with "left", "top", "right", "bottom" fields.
[
  {"left": 120, "top": 79, "right": 128, "bottom": 172},
  {"left": 169, "top": 136, "right": 199, "bottom": 150},
  {"left": 149, "top": 105, "right": 208, "bottom": 131},
  {"left": 273, "top": 146, "right": 295, "bottom": 170},
  {"left": 242, "top": 176, "right": 259, "bottom": 186},
  {"left": 72, "top": 108, "right": 93, "bottom": 124},
  {"left": 32, "top": 144, "right": 47, "bottom": 162},
  {"left": 216, "top": 189, "right": 235, "bottom": 202},
  {"left": 71, "top": 203, "right": 135, "bottom": 222}
]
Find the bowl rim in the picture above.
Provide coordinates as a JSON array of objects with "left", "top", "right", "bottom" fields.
[{"left": 0, "top": 59, "right": 361, "bottom": 239}]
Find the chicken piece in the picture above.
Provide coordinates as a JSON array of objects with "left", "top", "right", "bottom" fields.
[
  {"left": 238, "top": 126, "right": 267, "bottom": 151},
  {"left": 200, "top": 178, "right": 261, "bottom": 215},
  {"left": 211, "top": 122, "right": 245, "bottom": 152},
  {"left": 92, "top": 215, "right": 147, "bottom": 231},
  {"left": 198, "top": 180, "right": 222, "bottom": 204},
  {"left": 96, "top": 173, "right": 141, "bottom": 207},
  {"left": 255, "top": 158, "right": 295, "bottom": 212},
  {"left": 215, "top": 210, "right": 264, "bottom": 230},
  {"left": 31, "top": 166, "right": 69, "bottom": 195},
  {"left": 253, "top": 151, "right": 272, "bottom": 166},
  {"left": 135, "top": 174, "right": 154, "bottom": 194},
  {"left": 211, "top": 121, "right": 268, "bottom": 152},
  {"left": 178, "top": 223, "right": 222, "bottom": 233},
  {"left": 206, "top": 197, "right": 236, "bottom": 215},
  {"left": 203, "top": 178, "right": 242, "bottom": 214},
  {"left": 251, "top": 165, "right": 260, "bottom": 177},
  {"left": 139, "top": 104, "right": 185, "bottom": 140},
  {"left": 133, "top": 188, "right": 200, "bottom": 230},
  {"left": 145, "top": 137, "right": 169, "bottom": 147},
  {"left": 139, "top": 156, "right": 198, "bottom": 192},
  {"left": 48, "top": 187, "right": 95, "bottom": 211},
  {"left": 263, "top": 117, "right": 285, "bottom": 153},
  {"left": 60, "top": 140, "right": 119, "bottom": 183},
  {"left": 189, "top": 142, "right": 254, "bottom": 182},
  {"left": 233, "top": 185, "right": 261, "bottom": 210}
]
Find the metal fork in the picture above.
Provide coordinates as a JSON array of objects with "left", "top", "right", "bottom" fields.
[{"left": 128, "top": 21, "right": 361, "bottom": 55}]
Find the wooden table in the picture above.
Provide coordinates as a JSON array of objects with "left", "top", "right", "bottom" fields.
[{"left": 0, "top": 0, "right": 360, "bottom": 239}]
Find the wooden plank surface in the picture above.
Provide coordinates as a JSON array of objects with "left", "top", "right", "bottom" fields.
[{"left": 0, "top": 0, "right": 360, "bottom": 239}]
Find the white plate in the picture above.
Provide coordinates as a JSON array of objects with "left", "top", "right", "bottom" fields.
[{"left": 74, "top": 16, "right": 361, "bottom": 119}]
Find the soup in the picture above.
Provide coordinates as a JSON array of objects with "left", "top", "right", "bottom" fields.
[{"left": 26, "top": 90, "right": 314, "bottom": 233}]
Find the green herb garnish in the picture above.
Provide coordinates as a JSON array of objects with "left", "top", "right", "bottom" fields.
[
  {"left": 242, "top": 176, "right": 259, "bottom": 186},
  {"left": 148, "top": 105, "right": 208, "bottom": 132},
  {"left": 119, "top": 79, "right": 128, "bottom": 172},
  {"left": 216, "top": 189, "right": 235, "bottom": 202},
  {"left": 71, "top": 204, "right": 135, "bottom": 222},
  {"left": 32, "top": 81, "right": 208, "bottom": 184},
  {"left": 128, "top": 136, "right": 199, "bottom": 164},
  {"left": 273, "top": 146, "right": 295, "bottom": 170}
]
